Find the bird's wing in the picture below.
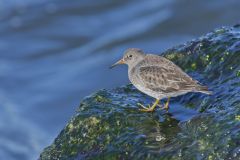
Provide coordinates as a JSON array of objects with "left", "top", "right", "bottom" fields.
[{"left": 138, "top": 57, "right": 198, "bottom": 94}]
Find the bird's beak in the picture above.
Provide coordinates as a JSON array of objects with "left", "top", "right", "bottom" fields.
[{"left": 110, "top": 59, "right": 125, "bottom": 69}]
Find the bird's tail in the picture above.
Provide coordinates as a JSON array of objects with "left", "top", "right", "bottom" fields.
[{"left": 195, "top": 85, "right": 213, "bottom": 95}]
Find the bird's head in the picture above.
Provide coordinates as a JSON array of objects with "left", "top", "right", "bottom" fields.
[{"left": 110, "top": 48, "right": 145, "bottom": 68}]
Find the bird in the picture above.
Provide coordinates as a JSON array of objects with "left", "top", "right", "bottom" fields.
[{"left": 110, "top": 48, "right": 212, "bottom": 112}]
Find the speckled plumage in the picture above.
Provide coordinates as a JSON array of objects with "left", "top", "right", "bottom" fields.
[
  {"left": 129, "top": 53, "right": 211, "bottom": 99},
  {"left": 111, "top": 48, "right": 211, "bottom": 112}
]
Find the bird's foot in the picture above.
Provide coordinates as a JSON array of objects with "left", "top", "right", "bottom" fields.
[
  {"left": 137, "top": 103, "right": 150, "bottom": 110},
  {"left": 157, "top": 104, "right": 168, "bottom": 112},
  {"left": 138, "top": 103, "right": 156, "bottom": 112},
  {"left": 137, "top": 103, "right": 155, "bottom": 112},
  {"left": 139, "top": 107, "right": 155, "bottom": 112},
  {"left": 157, "top": 101, "right": 169, "bottom": 112},
  {"left": 137, "top": 99, "right": 160, "bottom": 112}
]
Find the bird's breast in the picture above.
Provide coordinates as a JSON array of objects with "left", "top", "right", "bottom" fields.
[
  {"left": 128, "top": 67, "right": 159, "bottom": 98},
  {"left": 128, "top": 67, "right": 139, "bottom": 85}
]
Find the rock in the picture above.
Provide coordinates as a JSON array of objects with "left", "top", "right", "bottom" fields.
[{"left": 40, "top": 26, "right": 240, "bottom": 160}]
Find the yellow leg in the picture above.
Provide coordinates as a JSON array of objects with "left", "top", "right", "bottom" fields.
[
  {"left": 137, "top": 99, "right": 160, "bottom": 112},
  {"left": 164, "top": 97, "right": 170, "bottom": 111}
]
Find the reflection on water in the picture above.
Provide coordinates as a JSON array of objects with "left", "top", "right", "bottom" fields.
[
  {"left": 0, "top": 0, "right": 240, "bottom": 159},
  {"left": 139, "top": 113, "right": 180, "bottom": 147}
]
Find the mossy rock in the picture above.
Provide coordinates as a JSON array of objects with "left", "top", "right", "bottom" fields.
[{"left": 40, "top": 26, "right": 240, "bottom": 160}]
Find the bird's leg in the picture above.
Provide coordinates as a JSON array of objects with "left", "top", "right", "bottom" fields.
[
  {"left": 164, "top": 97, "right": 170, "bottom": 111},
  {"left": 138, "top": 99, "right": 160, "bottom": 112}
]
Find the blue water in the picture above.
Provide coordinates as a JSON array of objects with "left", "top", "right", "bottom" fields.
[{"left": 0, "top": 0, "right": 240, "bottom": 159}]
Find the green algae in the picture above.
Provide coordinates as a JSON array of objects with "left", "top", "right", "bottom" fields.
[
  {"left": 235, "top": 115, "right": 240, "bottom": 121},
  {"left": 40, "top": 26, "right": 240, "bottom": 160},
  {"left": 191, "top": 63, "right": 197, "bottom": 70},
  {"left": 237, "top": 70, "right": 240, "bottom": 77},
  {"left": 94, "top": 95, "right": 112, "bottom": 103}
]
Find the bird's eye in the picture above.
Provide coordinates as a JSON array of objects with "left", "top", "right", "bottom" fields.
[{"left": 129, "top": 55, "right": 132, "bottom": 58}]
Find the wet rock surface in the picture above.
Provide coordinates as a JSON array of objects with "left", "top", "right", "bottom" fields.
[{"left": 40, "top": 26, "right": 240, "bottom": 160}]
